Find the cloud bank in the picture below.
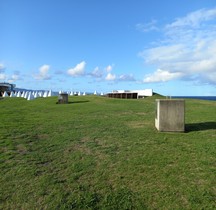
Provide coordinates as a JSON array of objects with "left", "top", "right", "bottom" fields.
[{"left": 140, "top": 8, "right": 216, "bottom": 84}]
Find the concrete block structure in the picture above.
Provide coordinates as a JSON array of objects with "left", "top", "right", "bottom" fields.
[
  {"left": 155, "top": 99, "right": 185, "bottom": 132},
  {"left": 58, "top": 93, "right": 68, "bottom": 104}
]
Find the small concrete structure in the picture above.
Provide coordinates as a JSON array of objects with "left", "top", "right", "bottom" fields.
[
  {"left": 155, "top": 99, "right": 185, "bottom": 132},
  {"left": 58, "top": 93, "right": 68, "bottom": 104}
]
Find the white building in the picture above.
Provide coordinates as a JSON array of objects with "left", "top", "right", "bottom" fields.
[{"left": 108, "top": 89, "right": 153, "bottom": 99}]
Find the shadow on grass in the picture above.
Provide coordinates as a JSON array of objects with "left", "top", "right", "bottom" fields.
[
  {"left": 68, "top": 100, "right": 90, "bottom": 104},
  {"left": 56, "top": 100, "right": 90, "bottom": 104},
  {"left": 186, "top": 122, "right": 216, "bottom": 132}
]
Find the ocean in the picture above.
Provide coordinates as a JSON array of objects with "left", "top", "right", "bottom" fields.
[{"left": 172, "top": 96, "right": 216, "bottom": 101}]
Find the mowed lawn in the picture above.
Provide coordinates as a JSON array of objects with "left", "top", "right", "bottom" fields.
[{"left": 0, "top": 95, "right": 215, "bottom": 209}]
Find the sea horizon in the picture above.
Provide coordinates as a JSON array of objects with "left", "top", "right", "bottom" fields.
[{"left": 172, "top": 96, "right": 216, "bottom": 101}]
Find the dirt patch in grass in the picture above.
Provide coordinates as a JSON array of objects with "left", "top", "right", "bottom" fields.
[
  {"left": 80, "top": 136, "right": 91, "bottom": 143},
  {"left": 36, "top": 134, "right": 50, "bottom": 140},
  {"left": 136, "top": 112, "right": 148, "bottom": 116},
  {"left": 126, "top": 121, "right": 152, "bottom": 129},
  {"left": 16, "top": 144, "right": 28, "bottom": 154},
  {"left": 64, "top": 142, "right": 92, "bottom": 156}
]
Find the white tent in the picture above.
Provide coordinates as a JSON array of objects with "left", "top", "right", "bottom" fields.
[
  {"left": 16, "top": 91, "right": 21, "bottom": 97},
  {"left": 100, "top": 92, "right": 104, "bottom": 96},
  {"left": 10, "top": 92, "right": 15, "bottom": 97},
  {"left": 94, "top": 90, "right": 97, "bottom": 95},
  {"left": 3, "top": 91, "right": 8, "bottom": 97},
  {"left": 43, "top": 91, "right": 48, "bottom": 97},
  {"left": 21, "top": 91, "right": 25, "bottom": 97},
  {"left": 83, "top": 92, "right": 86, "bottom": 96},
  {"left": 24, "top": 91, "right": 29, "bottom": 99},
  {"left": 48, "top": 90, "right": 53, "bottom": 97},
  {"left": 70, "top": 91, "right": 74, "bottom": 96},
  {"left": 78, "top": 91, "right": 81, "bottom": 96},
  {"left": 38, "top": 91, "right": 43, "bottom": 97},
  {"left": 27, "top": 92, "right": 35, "bottom": 100},
  {"left": 34, "top": 91, "right": 39, "bottom": 98}
]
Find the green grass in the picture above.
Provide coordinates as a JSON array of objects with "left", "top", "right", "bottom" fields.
[{"left": 0, "top": 95, "right": 215, "bottom": 209}]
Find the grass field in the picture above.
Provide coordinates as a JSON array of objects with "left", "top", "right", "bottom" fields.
[{"left": 0, "top": 95, "right": 215, "bottom": 209}]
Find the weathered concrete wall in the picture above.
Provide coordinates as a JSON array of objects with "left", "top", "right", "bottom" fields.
[
  {"left": 58, "top": 93, "right": 68, "bottom": 104},
  {"left": 155, "top": 99, "right": 185, "bottom": 132}
]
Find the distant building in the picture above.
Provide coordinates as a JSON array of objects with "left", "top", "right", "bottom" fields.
[
  {"left": 0, "top": 82, "right": 16, "bottom": 96},
  {"left": 107, "top": 89, "right": 153, "bottom": 99}
]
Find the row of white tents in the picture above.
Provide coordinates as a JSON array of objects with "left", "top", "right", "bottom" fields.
[
  {"left": 2, "top": 90, "right": 105, "bottom": 100},
  {"left": 65, "top": 91, "right": 104, "bottom": 96},
  {"left": 2, "top": 90, "right": 57, "bottom": 100}
]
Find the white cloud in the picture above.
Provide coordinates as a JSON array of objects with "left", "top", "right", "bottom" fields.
[
  {"left": 0, "top": 73, "right": 7, "bottom": 80},
  {"left": 166, "top": 8, "right": 216, "bottom": 29},
  {"left": 0, "top": 65, "right": 20, "bottom": 82},
  {"left": 119, "top": 74, "right": 135, "bottom": 81},
  {"left": 143, "top": 69, "right": 183, "bottom": 83},
  {"left": 203, "top": 71, "right": 216, "bottom": 84},
  {"left": 105, "top": 73, "right": 116, "bottom": 81},
  {"left": 34, "top": 64, "right": 51, "bottom": 80},
  {"left": 106, "top": 65, "right": 113, "bottom": 72},
  {"left": 0, "top": 63, "right": 5, "bottom": 72},
  {"left": 8, "top": 74, "right": 20, "bottom": 83},
  {"left": 141, "top": 44, "right": 187, "bottom": 64},
  {"left": 90, "top": 67, "right": 103, "bottom": 78},
  {"left": 0, "top": 64, "right": 6, "bottom": 80},
  {"left": 136, "top": 20, "right": 159, "bottom": 32},
  {"left": 67, "top": 61, "right": 86, "bottom": 77},
  {"left": 140, "top": 7, "right": 216, "bottom": 85}
]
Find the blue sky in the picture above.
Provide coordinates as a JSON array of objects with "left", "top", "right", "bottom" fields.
[{"left": 1, "top": 0, "right": 216, "bottom": 96}]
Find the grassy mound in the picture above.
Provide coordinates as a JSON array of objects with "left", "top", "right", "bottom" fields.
[{"left": 0, "top": 96, "right": 215, "bottom": 209}]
